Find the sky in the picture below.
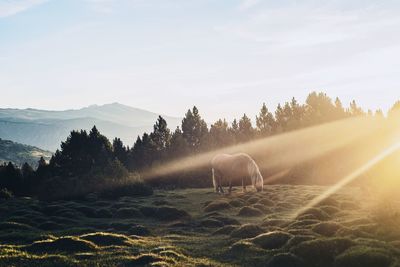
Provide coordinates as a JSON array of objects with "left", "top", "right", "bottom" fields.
[{"left": 1, "top": 0, "right": 400, "bottom": 122}]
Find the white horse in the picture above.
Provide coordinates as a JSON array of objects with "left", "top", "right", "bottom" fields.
[{"left": 211, "top": 153, "right": 264, "bottom": 194}]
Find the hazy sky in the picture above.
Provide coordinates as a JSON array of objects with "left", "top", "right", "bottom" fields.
[{"left": 1, "top": 0, "right": 400, "bottom": 121}]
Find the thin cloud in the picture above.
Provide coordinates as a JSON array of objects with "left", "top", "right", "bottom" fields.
[
  {"left": 238, "top": 0, "right": 260, "bottom": 11},
  {"left": 85, "top": 0, "right": 116, "bottom": 14},
  {"left": 0, "top": 0, "right": 47, "bottom": 18}
]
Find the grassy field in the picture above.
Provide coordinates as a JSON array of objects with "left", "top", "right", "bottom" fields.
[{"left": 1, "top": 185, "right": 400, "bottom": 266}]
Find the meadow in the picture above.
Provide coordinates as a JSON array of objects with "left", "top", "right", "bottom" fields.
[{"left": 1, "top": 184, "right": 399, "bottom": 267}]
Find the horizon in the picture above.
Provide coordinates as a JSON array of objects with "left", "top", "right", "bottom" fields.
[{"left": 1, "top": 0, "right": 400, "bottom": 121}]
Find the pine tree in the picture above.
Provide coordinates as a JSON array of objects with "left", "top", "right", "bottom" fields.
[
  {"left": 349, "top": 100, "right": 364, "bottom": 116},
  {"left": 256, "top": 103, "right": 275, "bottom": 136},
  {"left": 388, "top": 100, "right": 400, "bottom": 118},
  {"left": 334, "top": 97, "right": 346, "bottom": 119},
  {"left": 229, "top": 119, "right": 240, "bottom": 143},
  {"left": 375, "top": 109, "right": 384, "bottom": 119},
  {"left": 275, "top": 103, "right": 286, "bottom": 132},
  {"left": 113, "top": 138, "right": 128, "bottom": 166},
  {"left": 238, "top": 114, "right": 254, "bottom": 142},
  {"left": 305, "top": 92, "right": 338, "bottom": 124},
  {"left": 181, "top": 106, "right": 208, "bottom": 152},
  {"left": 150, "top": 116, "right": 171, "bottom": 157},
  {"left": 168, "top": 127, "right": 189, "bottom": 158},
  {"left": 21, "top": 162, "right": 34, "bottom": 178},
  {"left": 210, "top": 119, "right": 233, "bottom": 147}
]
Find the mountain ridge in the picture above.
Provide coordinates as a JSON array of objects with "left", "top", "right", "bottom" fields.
[{"left": 0, "top": 103, "right": 182, "bottom": 151}]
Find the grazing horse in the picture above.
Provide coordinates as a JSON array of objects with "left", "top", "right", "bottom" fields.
[{"left": 211, "top": 153, "right": 264, "bottom": 194}]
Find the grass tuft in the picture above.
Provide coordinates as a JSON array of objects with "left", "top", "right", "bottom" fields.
[
  {"left": 334, "top": 246, "right": 393, "bottom": 267},
  {"left": 252, "top": 231, "right": 293, "bottom": 250},
  {"left": 230, "top": 224, "right": 264, "bottom": 239},
  {"left": 26, "top": 236, "right": 98, "bottom": 253},
  {"left": 238, "top": 206, "right": 264, "bottom": 217},
  {"left": 80, "top": 232, "right": 132, "bottom": 246},
  {"left": 203, "top": 200, "right": 231, "bottom": 212}
]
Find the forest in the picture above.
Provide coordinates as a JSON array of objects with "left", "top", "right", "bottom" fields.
[{"left": 1, "top": 91, "right": 399, "bottom": 200}]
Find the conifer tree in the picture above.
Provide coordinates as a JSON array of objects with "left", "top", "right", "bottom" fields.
[
  {"left": 168, "top": 127, "right": 189, "bottom": 158},
  {"left": 256, "top": 103, "right": 275, "bottom": 136},
  {"left": 113, "top": 138, "right": 128, "bottom": 166},
  {"left": 150, "top": 116, "right": 171, "bottom": 158},
  {"left": 210, "top": 119, "right": 233, "bottom": 147},
  {"left": 181, "top": 106, "right": 208, "bottom": 152},
  {"left": 238, "top": 114, "right": 254, "bottom": 142}
]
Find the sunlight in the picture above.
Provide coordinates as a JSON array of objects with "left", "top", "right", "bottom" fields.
[
  {"left": 262, "top": 169, "right": 291, "bottom": 184},
  {"left": 291, "top": 141, "right": 400, "bottom": 220},
  {"left": 142, "top": 115, "right": 385, "bottom": 181}
]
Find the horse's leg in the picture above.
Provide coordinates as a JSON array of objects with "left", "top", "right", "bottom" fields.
[
  {"left": 228, "top": 180, "right": 232, "bottom": 194},
  {"left": 218, "top": 176, "right": 224, "bottom": 194},
  {"left": 242, "top": 178, "right": 246, "bottom": 192}
]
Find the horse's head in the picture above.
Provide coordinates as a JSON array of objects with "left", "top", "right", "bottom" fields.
[
  {"left": 255, "top": 172, "right": 264, "bottom": 192},
  {"left": 251, "top": 168, "right": 264, "bottom": 192}
]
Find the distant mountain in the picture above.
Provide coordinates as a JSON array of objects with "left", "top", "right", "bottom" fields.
[
  {"left": 0, "top": 138, "right": 52, "bottom": 167},
  {"left": 0, "top": 103, "right": 181, "bottom": 151}
]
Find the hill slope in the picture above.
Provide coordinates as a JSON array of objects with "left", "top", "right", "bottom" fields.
[
  {"left": 0, "top": 138, "right": 52, "bottom": 167},
  {"left": 0, "top": 185, "right": 398, "bottom": 266},
  {"left": 0, "top": 103, "right": 181, "bottom": 151}
]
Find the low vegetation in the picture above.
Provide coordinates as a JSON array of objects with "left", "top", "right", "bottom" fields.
[{"left": 0, "top": 185, "right": 400, "bottom": 266}]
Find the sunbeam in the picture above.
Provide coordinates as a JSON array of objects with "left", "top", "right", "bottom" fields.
[
  {"left": 142, "top": 115, "right": 386, "bottom": 181},
  {"left": 291, "top": 141, "right": 400, "bottom": 220}
]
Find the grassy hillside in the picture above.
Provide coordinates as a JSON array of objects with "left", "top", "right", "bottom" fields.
[
  {"left": 0, "top": 185, "right": 399, "bottom": 266},
  {"left": 0, "top": 138, "right": 52, "bottom": 167}
]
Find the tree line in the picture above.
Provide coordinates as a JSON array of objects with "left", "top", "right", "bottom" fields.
[{"left": 1, "top": 91, "right": 399, "bottom": 198}]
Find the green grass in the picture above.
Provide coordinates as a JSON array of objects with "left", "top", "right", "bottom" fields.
[{"left": 1, "top": 185, "right": 400, "bottom": 266}]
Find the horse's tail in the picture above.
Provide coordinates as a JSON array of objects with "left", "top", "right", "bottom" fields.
[{"left": 212, "top": 168, "right": 217, "bottom": 191}]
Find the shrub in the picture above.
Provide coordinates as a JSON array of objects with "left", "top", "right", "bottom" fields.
[
  {"left": 122, "top": 254, "right": 166, "bottom": 266},
  {"left": 201, "top": 219, "right": 224, "bottom": 228},
  {"left": 259, "top": 198, "right": 275, "bottom": 206},
  {"left": 230, "top": 224, "right": 264, "bottom": 238},
  {"left": 229, "top": 199, "right": 245, "bottom": 207},
  {"left": 213, "top": 225, "right": 237, "bottom": 235},
  {"left": 0, "top": 188, "right": 13, "bottom": 199},
  {"left": 247, "top": 197, "right": 260, "bottom": 204},
  {"left": 253, "top": 204, "right": 272, "bottom": 214},
  {"left": 113, "top": 208, "right": 142, "bottom": 219},
  {"left": 209, "top": 215, "right": 240, "bottom": 226},
  {"left": 267, "top": 253, "right": 305, "bottom": 267},
  {"left": 80, "top": 232, "right": 131, "bottom": 246},
  {"left": 99, "top": 178, "right": 153, "bottom": 199},
  {"left": 0, "top": 221, "right": 33, "bottom": 231},
  {"left": 140, "top": 206, "right": 190, "bottom": 221},
  {"left": 312, "top": 222, "right": 342, "bottom": 237},
  {"left": 153, "top": 207, "right": 190, "bottom": 221},
  {"left": 129, "top": 225, "right": 150, "bottom": 236},
  {"left": 38, "top": 221, "right": 63, "bottom": 230},
  {"left": 252, "top": 231, "right": 293, "bottom": 250},
  {"left": 26, "top": 236, "right": 98, "bottom": 253},
  {"left": 238, "top": 206, "right": 263, "bottom": 217},
  {"left": 203, "top": 200, "right": 231, "bottom": 212},
  {"left": 291, "top": 237, "right": 355, "bottom": 267},
  {"left": 297, "top": 207, "right": 330, "bottom": 221},
  {"left": 334, "top": 247, "right": 393, "bottom": 267}
]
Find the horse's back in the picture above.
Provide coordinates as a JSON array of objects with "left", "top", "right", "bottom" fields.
[{"left": 211, "top": 153, "right": 253, "bottom": 178}]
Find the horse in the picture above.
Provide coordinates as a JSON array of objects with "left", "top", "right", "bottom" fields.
[{"left": 211, "top": 153, "right": 264, "bottom": 194}]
